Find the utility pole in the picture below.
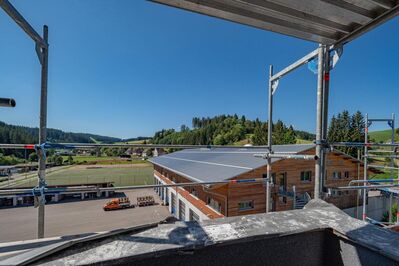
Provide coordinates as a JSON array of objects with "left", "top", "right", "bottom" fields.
[{"left": 37, "top": 25, "right": 49, "bottom": 238}]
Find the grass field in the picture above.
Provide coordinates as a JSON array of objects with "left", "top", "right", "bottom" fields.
[
  {"left": 369, "top": 129, "right": 399, "bottom": 143},
  {"left": 12, "top": 164, "right": 154, "bottom": 188},
  {"left": 61, "top": 156, "right": 149, "bottom": 165}
]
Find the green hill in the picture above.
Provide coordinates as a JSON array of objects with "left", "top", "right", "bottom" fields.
[
  {"left": 369, "top": 129, "right": 399, "bottom": 143},
  {"left": 151, "top": 115, "right": 315, "bottom": 146}
]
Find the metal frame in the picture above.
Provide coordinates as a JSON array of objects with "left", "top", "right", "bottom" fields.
[
  {"left": 150, "top": 0, "right": 399, "bottom": 45},
  {"left": 0, "top": 97, "right": 16, "bottom": 108},
  {"left": 267, "top": 44, "right": 337, "bottom": 202},
  {"left": 1, "top": 0, "right": 48, "bottom": 238},
  {"left": 361, "top": 114, "right": 396, "bottom": 221}
]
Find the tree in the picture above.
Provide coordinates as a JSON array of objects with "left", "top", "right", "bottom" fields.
[
  {"left": 55, "top": 155, "right": 63, "bottom": 166},
  {"left": 382, "top": 203, "right": 398, "bottom": 223},
  {"left": 29, "top": 152, "right": 38, "bottom": 162},
  {"left": 180, "top": 124, "right": 189, "bottom": 132},
  {"left": 67, "top": 155, "right": 74, "bottom": 165},
  {"left": 328, "top": 110, "right": 365, "bottom": 157},
  {"left": 252, "top": 123, "right": 268, "bottom": 145}
]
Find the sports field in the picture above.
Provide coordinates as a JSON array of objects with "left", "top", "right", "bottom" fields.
[{"left": 11, "top": 163, "right": 154, "bottom": 188}]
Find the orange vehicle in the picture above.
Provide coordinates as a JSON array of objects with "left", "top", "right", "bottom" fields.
[{"left": 103, "top": 197, "right": 133, "bottom": 211}]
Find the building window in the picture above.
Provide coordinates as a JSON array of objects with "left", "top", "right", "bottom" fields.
[
  {"left": 279, "top": 196, "right": 287, "bottom": 204},
  {"left": 300, "top": 171, "right": 312, "bottom": 182},
  {"left": 189, "top": 209, "right": 199, "bottom": 221},
  {"left": 179, "top": 200, "right": 186, "bottom": 220},
  {"left": 207, "top": 197, "right": 221, "bottom": 213},
  {"left": 238, "top": 200, "right": 254, "bottom": 211},
  {"left": 332, "top": 171, "right": 341, "bottom": 179},
  {"left": 344, "top": 171, "right": 350, "bottom": 178}
]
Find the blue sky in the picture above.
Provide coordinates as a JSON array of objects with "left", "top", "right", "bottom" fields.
[{"left": 0, "top": 1, "right": 398, "bottom": 139}]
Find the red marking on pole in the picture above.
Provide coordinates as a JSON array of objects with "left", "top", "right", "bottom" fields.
[
  {"left": 396, "top": 212, "right": 399, "bottom": 221},
  {"left": 324, "top": 72, "right": 330, "bottom": 81},
  {"left": 365, "top": 127, "right": 368, "bottom": 133},
  {"left": 362, "top": 213, "right": 367, "bottom": 220},
  {"left": 24, "top": 144, "right": 35, "bottom": 150}
]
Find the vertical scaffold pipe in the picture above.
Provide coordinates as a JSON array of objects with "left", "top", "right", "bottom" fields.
[
  {"left": 37, "top": 25, "right": 48, "bottom": 239},
  {"left": 314, "top": 44, "right": 326, "bottom": 200},
  {"left": 389, "top": 193, "right": 393, "bottom": 223},
  {"left": 363, "top": 114, "right": 368, "bottom": 221},
  {"left": 320, "top": 45, "right": 330, "bottom": 197},
  {"left": 397, "top": 196, "right": 399, "bottom": 225},
  {"left": 266, "top": 65, "right": 273, "bottom": 213},
  {"left": 391, "top": 113, "right": 395, "bottom": 180}
]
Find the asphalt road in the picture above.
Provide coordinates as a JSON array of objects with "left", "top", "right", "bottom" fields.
[{"left": 0, "top": 189, "right": 170, "bottom": 243}]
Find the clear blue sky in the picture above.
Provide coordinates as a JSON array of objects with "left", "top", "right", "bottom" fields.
[{"left": 1, "top": 1, "right": 398, "bottom": 139}]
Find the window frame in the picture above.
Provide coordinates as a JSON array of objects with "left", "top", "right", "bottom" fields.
[
  {"left": 332, "top": 171, "right": 342, "bottom": 179},
  {"left": 300, "top": 171, "right": 312, "bottom": 182},
  {"left": 238, "top": 200, "right": 254, "bottom": 211}
]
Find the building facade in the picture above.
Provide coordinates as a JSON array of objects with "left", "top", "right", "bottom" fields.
[{"left": 150, "top": 145, "right": 375, "bottom": 222}]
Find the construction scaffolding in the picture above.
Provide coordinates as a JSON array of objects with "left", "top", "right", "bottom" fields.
[
  {"left": 1, "top": 0, "right": 49, "bottom": 238},
  {"left": 1, "top": 0, "right": 398, "bottom": 238},
  {"left": 329, "top": 115, "right": 399, "bottom": 223}
]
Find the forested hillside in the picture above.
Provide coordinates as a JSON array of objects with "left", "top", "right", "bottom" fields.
[
  {"left": 151, "top": 114, "right": 315, "bottom": 146},
  {"left": 0, "top": 121, "right": 121, "bottom": 146}
]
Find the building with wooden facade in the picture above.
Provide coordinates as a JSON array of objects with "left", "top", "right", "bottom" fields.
[{"left": 150, "top": 144, "right": 376, "bottom": 222}]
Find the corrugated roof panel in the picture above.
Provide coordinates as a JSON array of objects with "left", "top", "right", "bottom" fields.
[{"left": 150, "top": 144, "right": 314, "bottom": 182}]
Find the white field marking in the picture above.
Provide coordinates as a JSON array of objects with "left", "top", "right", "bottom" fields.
[{"left": 160, "top": 156, "right": 253, "bottom": 170}]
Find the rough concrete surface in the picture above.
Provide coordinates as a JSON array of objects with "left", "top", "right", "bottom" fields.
[{"left": 2, "top": 200, "right": 399, "bottom": 265}]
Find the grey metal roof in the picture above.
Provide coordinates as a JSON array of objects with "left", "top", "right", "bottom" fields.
[
  {"left": 150, "top": 0, "right": 399, "bottom": 45},
  {"left": 149, "top": 144, "right": 314, "bottom": 182}
]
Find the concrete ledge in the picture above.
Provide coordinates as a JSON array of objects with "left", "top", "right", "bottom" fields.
[{"left": 2, "top": 200, "right": 399, "bottom": 265}]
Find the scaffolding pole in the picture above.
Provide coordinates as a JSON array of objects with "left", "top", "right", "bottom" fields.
[
  {"left": 1, "top": 0, "right": 49, "bottom": 239},
  {"left": 266, "top": 65, "right": 273, "bottom": 213},
  {"left": 315, "top": 44, "right": 327, "bottom": 200},
  {"left": 37, "top": 25, "right": 49, "bottom": 239},
  {"left": 363, "top": 114, "right": 368, "bottom": 221},
  {"left": 0, "top": 177, "right": 269, "bottom": 196},
  {"left": 330, "top": 142, "right": 399, "bottom": 147},
  {"left": 321, "top": 44, "right": 330, "bottom": 197},
  {"left": 0, "top": 143, "right": 272, "bottom": 150},
  {"left": 0, "top": 98, "right": 16, "bottom": 108}
]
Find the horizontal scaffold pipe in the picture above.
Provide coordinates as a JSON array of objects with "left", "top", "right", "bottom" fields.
[
  {"left": 0, "top": 177, "right": 269, "bottom": 196},
  {"left": 364, "top": 155, "right": 399, "bottom": 159},
  {"left": 0, "top": 143, "right": 272, "bottom": 150},
  {"left": 368, "top": 164, "right": 399, "bottom": 170},
  {"left": 349, "top": 179, "right": 399, "bottom": 186},
  {"left": 330, "top": 142, "right": 399, "bottom": 147},
  {"left": 0, "top": 98, "right": 16, "bottom": 108},
  {"left": 368, "top": 150, "right": 397, "bottom": 154},
  {"left": 253, "top": 153, "right": 318, "bottom": 160},
  {"left": 331, "top": 184, "right": 399, "bottom": 191}
]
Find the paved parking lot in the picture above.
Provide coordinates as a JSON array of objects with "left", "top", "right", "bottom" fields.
[{"left": 0, "top": 188, "right": 170, "bottom": 243}]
